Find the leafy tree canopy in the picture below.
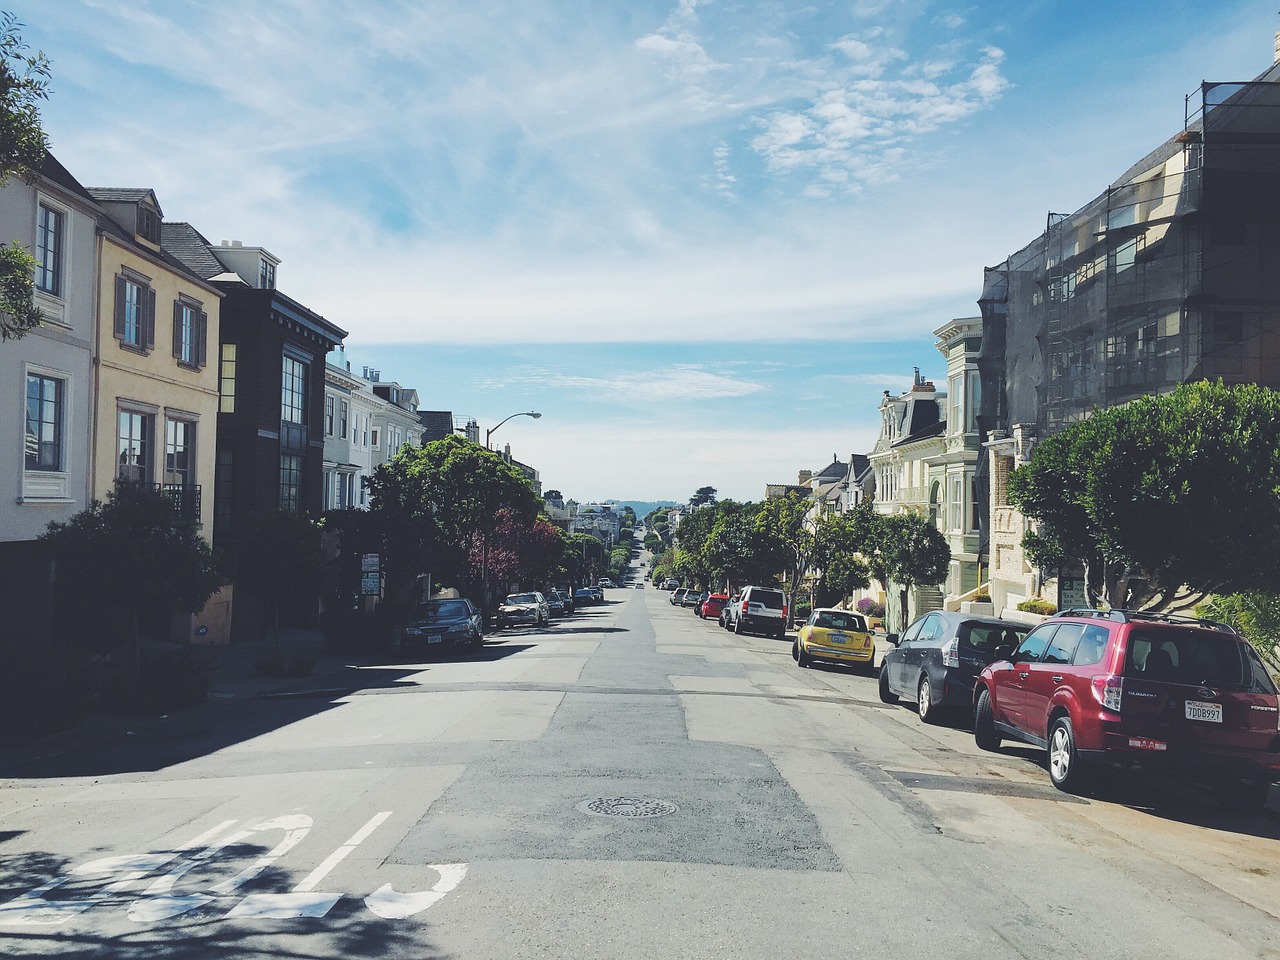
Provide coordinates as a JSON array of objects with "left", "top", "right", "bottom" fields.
[
  {"left": 690, "top": 486, "right": 718, "bottom": 508},
  {"left": 1009, "top": 381, "right": 1280, "bottom": 611},
  {"left": 0, "top": 13, "right": 52, "bottom": 341},
  {"left": 42, "top": 481, "right": 221, "bottom": 652}
]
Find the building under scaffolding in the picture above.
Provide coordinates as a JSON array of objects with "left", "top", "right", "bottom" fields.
[
  {"left": 977, "top": 55, "right": 1280, "bottom": 613},
  {"left": 980, "top": 61, "right": 1280, "bottom": 439}
]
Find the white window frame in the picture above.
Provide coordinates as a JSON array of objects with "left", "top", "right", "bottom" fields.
[{"left": 22, "top": 364, "right": 73, "bottom": 501}]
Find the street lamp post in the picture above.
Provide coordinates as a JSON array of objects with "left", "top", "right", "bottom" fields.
[
  {"left": 486, "top": 411, "right": 541, "bottom": 450},
  {"left": 481, "top": 411, "right": 542, "bottom": 622}
]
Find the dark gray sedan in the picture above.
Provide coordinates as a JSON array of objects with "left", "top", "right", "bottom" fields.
[
  {"left": 400, "top": 598, "right": 484, "bottom": 653},
  {"left": 879, "top": 610, "right": 1030, "bottom": 723}
]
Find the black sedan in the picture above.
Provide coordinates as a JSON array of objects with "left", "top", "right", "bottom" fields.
[
  {"left": 879, "top": 610, "right": 1030, "bottom": 723},
  {"left": 400, "top": 598, "right": 484, "bottom": 653}
]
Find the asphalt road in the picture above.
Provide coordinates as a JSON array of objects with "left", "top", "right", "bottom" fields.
[{"left": 1, "top": 581, "right": 1278, "bottom": 959}]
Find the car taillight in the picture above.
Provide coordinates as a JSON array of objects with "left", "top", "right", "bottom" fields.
[
  {"left": 782, "top": 604, "right": 788, "bottom": 621},
  {"left": 941, "top": 637, "right": 959, "bottom": 668},
  {"left": 741, "top": 600, "right": 748, "bottom": 613},
  {"left": 1091, "top": 674, "right": 1123, "bottom": 713}
]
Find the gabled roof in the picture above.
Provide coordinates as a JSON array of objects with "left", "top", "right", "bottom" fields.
[
  {"left": 161, "top": 222, "right": 231, "bottom": 282},
  {"left": 417, "top": 410, "right": 455, "bottom": 441},
  {"left": 40, "top": 152, "right": 97, "bottom": 204},
  {"left": 86, "top": 186, "right": 158, "bottom": 206},
  {"left": 811, "top": 457, "right": 847, "bottom": 482}
]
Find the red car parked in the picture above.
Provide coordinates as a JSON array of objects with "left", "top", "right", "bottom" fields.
[
  {"left": 973, "top": 609, "right": 1280, "bottom": 811},
  {"left": 699, "top": 593, "right": 729, "bottom": 620}
]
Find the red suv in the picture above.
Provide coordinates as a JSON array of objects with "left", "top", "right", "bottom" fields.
[{"left": 973, "top": 609, "right": 1280, "bottom": 812}]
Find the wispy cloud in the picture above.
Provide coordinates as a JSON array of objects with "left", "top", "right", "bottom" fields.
[
  {"left": 480, "top": 365, "right": 765, "bottom": 404},
  {"left": 750, "top": 44, "right": 1009, "bottom": 195}
]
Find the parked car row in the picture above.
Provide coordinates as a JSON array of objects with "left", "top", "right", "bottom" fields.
[{"left": 869, "top": 606, "right": 1280, "bottom": 812}]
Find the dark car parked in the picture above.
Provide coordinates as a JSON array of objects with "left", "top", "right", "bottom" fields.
[
  {"left": 573, "top": 588, "right": 595, "bottom": 607},
  {"left": 973, "top": 608, "right": 1280, "bottom": 810},
  {"left": 400, "top": 598, "right": 484, "bottom": 653},
  {"left": 880, "top": 610, "right": 1031, "bottom": 724}
]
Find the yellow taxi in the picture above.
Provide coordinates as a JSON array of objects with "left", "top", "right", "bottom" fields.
[{"left": 793, "top": 608, "right": 876, "bottom": 672}]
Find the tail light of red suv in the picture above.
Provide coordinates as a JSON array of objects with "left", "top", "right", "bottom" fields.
[{"left": 1090, "top": 674, "right": 1124, "bottom": 713}]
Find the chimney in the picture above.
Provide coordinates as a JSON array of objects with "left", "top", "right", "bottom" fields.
[
  {"left": 798, "top": 469, "right": 812, "bottom": 484},
  {"left": 1275, "top": 30, "right": 1280, "bottom": 63}
]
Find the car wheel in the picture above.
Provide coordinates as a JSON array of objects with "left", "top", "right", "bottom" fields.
[
  {"left": 791, "top": 639, "right": 800, "bottom": 662},
  {"left": 1216, "top": 778, "right": 1272, "bottom": 814},
  {"left": 878, "top": 667, "right": 898, "bottom": 704},
  {"left": 1048, "top": 716, "right": 1090, "bottom": 793},
  {"left": 797, "top": 640, "right": 811, "bottom": 668},
  {"left": 917, "top": 674, "right": 938, "bottom": 724},
  {"left": 974, "top": 689, "right": 1001, "bottom": 751}
]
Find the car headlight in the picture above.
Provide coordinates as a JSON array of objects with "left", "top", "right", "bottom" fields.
[{"left": 446, "top": 623, "right": 466, "bottom": 633}]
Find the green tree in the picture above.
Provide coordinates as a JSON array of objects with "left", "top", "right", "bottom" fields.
[
  {"left": 1010, "top": 381, "right": 1280, "bottom": 611},
  {"left": 754, "top": 493, "right": 818, "bottom": 619},
  {"left": 702, "top": 500, "right": 786, "bottom": 591},
  {"left": 0, "top": 12, "right": 53, "bottom": 341},
  {"left": 811, "top": 511, "right": 872, "bottom": 607},
  {"left": 866, "top": 511, "right": 950, "bottom": 631},
  {"left": 42, "top": 481, "right": 222, "bottom": 674},
  {"left": 366, "top": 435, "right": 539, "bottom": 610},
  {"left": 690, "top": 486, "right": 718, "bottom": 508}
]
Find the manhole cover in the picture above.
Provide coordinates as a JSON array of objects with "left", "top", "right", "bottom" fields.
[{"left": 575, "top": 797, "right": 679, "bottom": 819}]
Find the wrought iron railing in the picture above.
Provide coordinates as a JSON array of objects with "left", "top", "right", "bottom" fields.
[{"left": 157, "top": 483, "right": 202, "bottom": 521}]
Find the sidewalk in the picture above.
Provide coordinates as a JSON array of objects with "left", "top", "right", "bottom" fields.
[{"left": 0, "top": 629, "right": 364, "bottom": 773}]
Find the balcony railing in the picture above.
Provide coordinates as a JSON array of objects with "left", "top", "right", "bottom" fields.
[{"left": 157, "top": 483, "right": 202, "bottom": 521}]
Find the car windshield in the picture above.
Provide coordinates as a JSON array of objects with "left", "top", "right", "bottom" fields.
[
  {"left": 1124, "top": 628, "right": 1278, "bottom": 693},
  {"left": 419, "top": 600, "right": 469, "bottom": 619},
  {"left": 814, "top": 612, "right": 866, "bottom": 631},
  {"left": 962, "top": 622, "right": 1029, "bottom": 653},
  {"left": 506, "top": 594, "right": 538, "bottom": 605}
]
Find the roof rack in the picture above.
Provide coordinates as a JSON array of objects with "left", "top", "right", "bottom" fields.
[{"left": 1057, "top": 608, "right": 1239, "bottom": 634}]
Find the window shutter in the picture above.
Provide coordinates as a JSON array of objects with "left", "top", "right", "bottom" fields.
[
  {"left": 114, "top": 275, "right": 126, "bottom": 339},
  {"left": 144, "top": 287, "right": 157, "bottom": 350},
  {"left": 172, "top": 301, "right": 183, "bottom": 360},
  {"left": 197, "top": 310, "right": 208, "bottom": 368}
]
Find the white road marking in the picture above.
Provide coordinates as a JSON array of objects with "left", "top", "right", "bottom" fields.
[
  {"left": 225, "top": 811, "right": 393, "bottom": 920},
  {"left": 294, "top": 811, "right": 392, "bottom": 892},
  {"left": 364, "top": 864, "right": 468, "bottom": 920},
  {"left": 0, "top": 854, "right": 176, "bottom": 926},
  {"left": 129, "top": 815, "right": 312, "bottom": 923}
]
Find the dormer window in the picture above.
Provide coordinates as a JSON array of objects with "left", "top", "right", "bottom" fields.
[
  {"left": 137, "top": 206, "right": 161, "bottom": 244},
  {"left": 260, "top": 259, "right": 276, "bottom": 288}
]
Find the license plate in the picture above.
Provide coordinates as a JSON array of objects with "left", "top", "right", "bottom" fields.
[
  {"left": 428, "top": 635, "right": 443, "bottom": 644},
  {"left": 830, "top": 633, "right": 847, "bottom": 644},
  {"left": 1185, "top": 700, "right": 1222, "bottom": 723}
]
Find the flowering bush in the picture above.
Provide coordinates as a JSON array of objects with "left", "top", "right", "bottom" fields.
[{"left": 856, "top": 597, "right": 885, "bottom": 618}]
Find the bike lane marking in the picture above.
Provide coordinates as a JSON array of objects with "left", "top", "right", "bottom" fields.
[
  {"left": 0, "top": 820, "right": 239, "bottom": 927},
  {"left": 225, "top": 810, "right": 392, "bottom": 919}
]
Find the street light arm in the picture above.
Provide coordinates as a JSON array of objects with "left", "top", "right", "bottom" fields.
[{"left": 485, "top": 410, "right": 542, "bottom": 449}]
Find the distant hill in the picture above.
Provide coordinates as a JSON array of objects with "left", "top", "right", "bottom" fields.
[{"left": 615, "top": 500, "right": 680, "bottom": 518}]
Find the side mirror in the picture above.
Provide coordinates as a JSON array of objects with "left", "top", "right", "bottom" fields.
[{"left": 884, "top": 633, "right": 900, "bottom": 647}]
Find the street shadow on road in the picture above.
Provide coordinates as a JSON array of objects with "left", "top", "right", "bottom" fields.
[
  {"left": 985, "top": 746, "right": 1280, "bottom": 838},
  {"left": 0, "top": 841, "right": 436, "bottom": 959}
]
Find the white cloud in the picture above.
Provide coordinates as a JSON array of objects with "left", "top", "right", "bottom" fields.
[{"left": 481, "top": 365, "right": 764, "bottom": 404}]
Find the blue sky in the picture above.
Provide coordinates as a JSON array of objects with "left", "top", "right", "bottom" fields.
[{"left": 15, "top": 0, "right": 1280, "bottom": 501}]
